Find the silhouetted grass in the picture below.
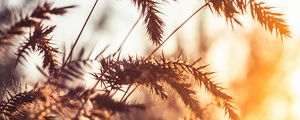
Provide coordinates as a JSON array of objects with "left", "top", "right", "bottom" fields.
[{"left": 0, "top": 0, "right": 290, "bottom": 120}]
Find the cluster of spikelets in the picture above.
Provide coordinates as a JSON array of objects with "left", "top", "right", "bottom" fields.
[{"left": 0, "top": 0, "right": 290, "bottom": 120}]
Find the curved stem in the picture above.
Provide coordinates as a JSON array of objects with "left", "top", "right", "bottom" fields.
[
  {"left": 146, "top": 2, "right": 209, "bottom": 60},
  {"left": 61, "top": 0, "right": 99, "bottom": 73},
  {"left": 112, "top": 15, "right": 142, "bottom": 57},
  {"left": 68, "top": 0, "right": 100, "bottom": 119}
]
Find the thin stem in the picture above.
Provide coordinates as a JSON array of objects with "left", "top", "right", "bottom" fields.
[
  {"left": 146, "top": 2, "right": 209, "bottom": 60},
  {"left": 61, "top": 0, "right": 99, "bottom": 73},
  {"left": 112, "top": 15, "right": 142, "bottom": 57},
  {"left": 122, "top": 84, "right": 139, "bottom": 102},
  {"left": 67, "top": 0, "right": 99, "bottom": 119},
  {"left": 73, "top": 14, "right": 144, "bottom": 118},
  {"left": 120, "top": 84, "right": 133, "bottom": 101}
]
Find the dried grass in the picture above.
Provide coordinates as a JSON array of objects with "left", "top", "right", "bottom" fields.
[{"left": 0, "top": 0, "right": 291, "bottom": 120}]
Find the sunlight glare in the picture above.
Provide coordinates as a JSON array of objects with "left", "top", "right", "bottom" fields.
[{"left": 288, "top": 68, "right": 300, "bottom": 119}]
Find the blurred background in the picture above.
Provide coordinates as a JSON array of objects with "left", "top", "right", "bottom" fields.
[{"left": 1, "top": 0, "right": 300, "bottom": 119}]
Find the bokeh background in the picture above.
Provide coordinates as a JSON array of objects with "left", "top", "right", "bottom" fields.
[{"left": 1, "top": 0, "right": 300, "bottom": 119}]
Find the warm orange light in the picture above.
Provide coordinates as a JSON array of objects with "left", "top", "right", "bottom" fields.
[
  {"left": 269, "top": 0, "right": 300, "bottom": 37},
  {"left": 289, "top": 69, "right": 300, "bottom": 119}
]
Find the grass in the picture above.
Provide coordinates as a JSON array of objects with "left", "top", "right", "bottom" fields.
[{"left": 0, "top": 0, "right": 290, "bottom": 120}]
